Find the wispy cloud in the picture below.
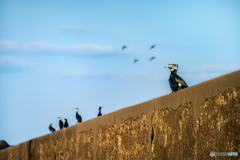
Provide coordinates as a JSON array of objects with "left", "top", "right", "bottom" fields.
[
  {"left": 0, "top": 40, "right": 122, "bottom": 55},
  {"left": 184, "top": 64, "right": 240, "bottom": 72},
  {"left": 0, "top": 40, "right": 17, "bottom": 50},
  {"left": 62, "top": 70, "right": 165, "bottom": 81},
  {"left": 59, "top": 25, "right": 93, "bottom": 33},
  {"left": 22, "top": 42, "right": 121, "bottom": 54},
  {"left": 63, "top": 70, "right": 113, "bottom": 77},
  {"left": 0, "top": 55, "right": 34, "bottom": 67},
  {"left": 179, "top": 64, "right": 240, "bottom": 84}
]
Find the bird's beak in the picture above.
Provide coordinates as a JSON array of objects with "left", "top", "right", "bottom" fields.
[
  {"left": 165, "top": 67, "right": 170, "bottom": 70},
  {"left": 168, "top": 64, "right": 174, "bottom": 67}
]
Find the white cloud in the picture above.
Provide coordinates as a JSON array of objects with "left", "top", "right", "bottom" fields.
[
  {"left": 63, "top": 70, "right": 113, "bottom": 77},
  {"left": 0, "top": 40, "right": 17, "bottom": 50},
  {"left": 0, "top": 55, "right": 34, "bottom": 67},
  {"left": 0, "top": 40, "right": 133, "bottom": 55},
  {"left": 21, "top": 42, "right": 122, "bottom": 55},
  {"left": 185, "top": 64, "right": 240, "bottom": 72},
  {"left": 59, "top": 26, "right": 93, "bottom": 33},
  {"left": 62, "top": 70, "right": 165, "bottom": 81}
]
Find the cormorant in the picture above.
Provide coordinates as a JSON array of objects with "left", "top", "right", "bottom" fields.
[
  {"left": 0, "top": 140, "right": 10, "bottom": 150},
  {"left": 149, "top": 44, "right": 156, "bottom": 50},
  {"left": 168, "top": 64, "right": 188, "bottom": 90},
  {"left": 49, "top": 123, "right": 56, "bottom": 133},
  {"left": 122, "top": 45, "right": 127, "bottom": 51},
  {"left": 74, "top": 108, "right": 82, "bottom": 123},
  {"left": 133, "top": 59, "right": 139, "bottom": 64},
  {"left": 98, "top": 106, "right": 103, "bottom": 117},
  {"left": 165, "top": 66, "right": 178, "bottom": 92},
  {"left": 63, "top": 119, "right": 68, "bottom": 128},
  {"left": 58, "top": 117, "right": 63, "bottom": 129},
  {"left": 149, "top": 56, "right": 156, "bottom": 61}
]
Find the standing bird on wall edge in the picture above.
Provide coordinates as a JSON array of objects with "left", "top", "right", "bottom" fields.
[
  {"left": 64, "top": 118, "right": 68, "bottom": 128},
  {"left": 74, "top": 108, "right": 82, "bottom": 123},
  {"left": 58, "top": 117, "right": 63, "bottom": 129},
  {"left": 98, "top": 106, "right": 103, "bottom": 117},
  {"left": 49, "top": 123, "right": 56, "bottom": 133}
]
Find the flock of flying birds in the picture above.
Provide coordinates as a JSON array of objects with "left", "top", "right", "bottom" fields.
[
  {"left": 49, "top": 107, "right": 103, "bottom": 133},
  {"left": 122, "top": 44, "right": 157, "bottom": 63},
  {"left": 49, "top": 45, "right": 188, "bottom": 133}
]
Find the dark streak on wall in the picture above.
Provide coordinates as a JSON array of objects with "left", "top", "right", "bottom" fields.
[{"left": 0, "top": 70, "right": 240, "bottom": 160}]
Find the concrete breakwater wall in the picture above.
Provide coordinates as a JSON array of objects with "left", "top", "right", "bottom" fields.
[{"left": 0, "top": 70, "right": 240, "bottom": 160}]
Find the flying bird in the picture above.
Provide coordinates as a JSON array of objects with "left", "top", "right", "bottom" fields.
[
  {"left": 149, "top": 56, "right": 156, "bottom": 61},
  {"left": 133, "top": 59, "right": 139, "bottom": 64},
  {"left": 57, "top": 117, "right": 63, "bottom": 129},
  {"left": 74, "top": 108, "right": 82, "bottom": 123},
  {"left": 149, "top": 44, "right": 156, "bottom": 50},
  {"left": 63, "top": 119, "right": 68, "bottom": 128},
  {"left": 122, "top": 45, "right": 127, "bottom": 51},
  {"left": 165, "top": 66, "right": 178, "bottom": 93},
  {"left": 49, "top": 123, "right": 56, "bottom": 133},
  {"left": 98, "top": 106, "right": 103, "bottom": 117}
]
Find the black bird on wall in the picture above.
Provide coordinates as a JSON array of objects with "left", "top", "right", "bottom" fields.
[
  {"left": 165, "top": 66, "right": 178, "bottom": 93},
  {"left": 74, "top": 108, "right": 82, "bottom": 123},
  {"left": 98, "top": 106, "right": 103, "bottom": 117},
  {"left": 168, "top": 64, "right": 188, "bottom": 90},
  {"left": 64, "top": 119, "right": 68, "bottom": 128},
  {"left": 49, "top": 123, "right": 56, "bottom": 133},
  {"left": 58, "top": 117, "right": 63, "bottom": 129}
]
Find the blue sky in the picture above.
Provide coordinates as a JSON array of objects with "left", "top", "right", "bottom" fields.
[{"left": 0, "top": 0, "right": 239, "bottom": 145}]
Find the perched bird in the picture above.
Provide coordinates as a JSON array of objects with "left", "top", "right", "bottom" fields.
[
  {"left": 149, "top": 44, "right": 156, "bottom": 50},
  {"left": 168, "top": 64, "right": 188, "bottom": 90},
  {"left": 58, "top": 117, "right": 63, "bottom": 129},
  {"left": 74, "top": 108, "right": 82, "bottom": 123},
  {"left": 49, "top": 123, "right": 56, "bottom": 133},
  {"left": 165, "top": 66, "right": 178, "bottom": 92},
  {"left": 122, "top": 45, "right": 127, "bottom": 51},
  {"left": 133, "top": 59, "right": 139, "bottom": 64},
  {"left": 98, "top": 106, "right": 103, "bottom": 117},
  {"left": 63, "top": 119, "right": 68, "bottom": 128},
  {"left": 149, "top": 56, "right": 156, "bottom": 61}
]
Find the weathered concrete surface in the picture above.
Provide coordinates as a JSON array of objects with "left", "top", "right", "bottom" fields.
[{"left": 0, "top": 70, "right": 239, "bottom": 160}]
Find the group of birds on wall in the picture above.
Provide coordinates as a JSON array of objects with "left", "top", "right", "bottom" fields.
[
  {"left": 122, "top": 44, "right": 157, "bottom": 64},
  {"left": 48, "top": 45, "right": 188, "bottom": 133},
  {"left": 49, "top": 106, "right": 103, "bottom": 133}
]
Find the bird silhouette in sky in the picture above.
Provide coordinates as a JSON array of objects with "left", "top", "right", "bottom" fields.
[
  {"left": 149, "top": 44, "right": 156, "bottom": 50},
  {"left": 122, "top": 45, "right": 127, "bottom": 51},
  {"left": 133, "top": 59, "right": 139, "bottom": 64},
  {"left": 149, "top": 56, "right": 156, "bottom": 61}
]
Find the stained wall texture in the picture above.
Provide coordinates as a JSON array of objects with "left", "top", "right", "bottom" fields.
[{"left": 0, "top": 70, "right": 240, "bottom": 160}]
